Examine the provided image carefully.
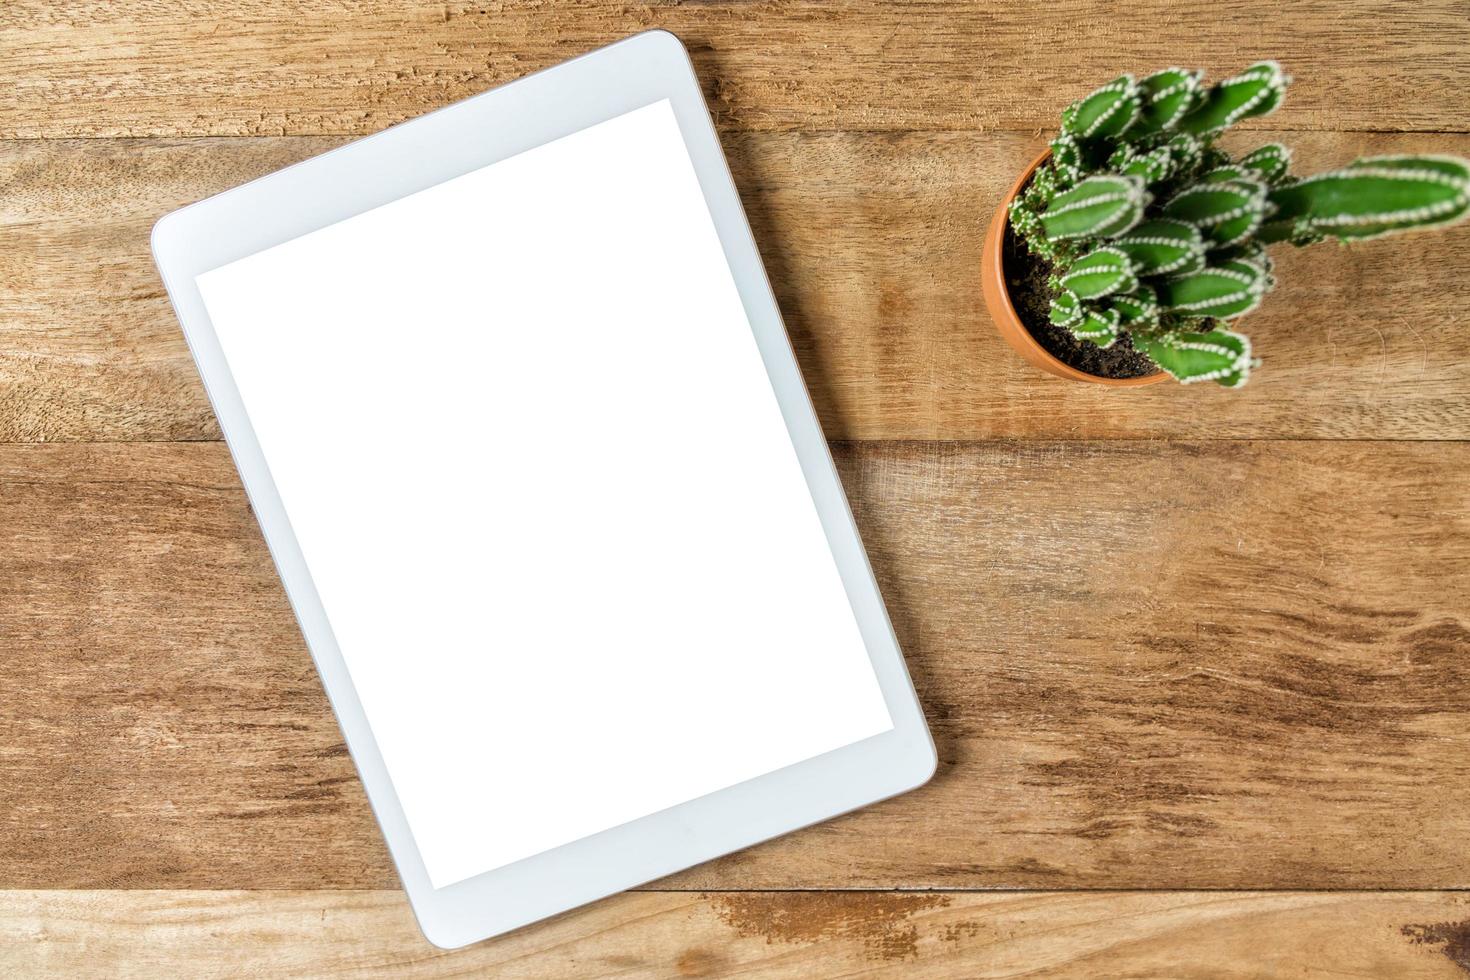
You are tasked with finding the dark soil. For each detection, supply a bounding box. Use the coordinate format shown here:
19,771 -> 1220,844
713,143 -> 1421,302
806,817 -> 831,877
1003,221 -> 1159,380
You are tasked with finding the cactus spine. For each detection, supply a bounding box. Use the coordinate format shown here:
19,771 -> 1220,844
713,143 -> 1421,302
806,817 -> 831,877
1008,63 -> 1470,386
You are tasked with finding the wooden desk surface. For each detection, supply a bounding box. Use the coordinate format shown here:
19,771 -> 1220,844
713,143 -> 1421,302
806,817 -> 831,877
3,3 -> 1469,975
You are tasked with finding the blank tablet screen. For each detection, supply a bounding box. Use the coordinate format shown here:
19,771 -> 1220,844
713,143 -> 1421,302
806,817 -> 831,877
194,99 -> 894,889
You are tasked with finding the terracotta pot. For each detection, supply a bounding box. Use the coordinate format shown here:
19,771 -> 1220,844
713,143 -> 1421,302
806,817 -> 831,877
980,150 -> 1164,386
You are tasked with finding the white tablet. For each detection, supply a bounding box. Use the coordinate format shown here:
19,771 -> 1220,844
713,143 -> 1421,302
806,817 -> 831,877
151,30 -> 934,949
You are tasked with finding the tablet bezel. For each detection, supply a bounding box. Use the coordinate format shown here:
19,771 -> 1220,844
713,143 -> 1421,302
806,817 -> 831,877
151,29 -> 935,950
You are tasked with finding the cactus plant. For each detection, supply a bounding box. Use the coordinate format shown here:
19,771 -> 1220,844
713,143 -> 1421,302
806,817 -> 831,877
1007,63 -> 1470,386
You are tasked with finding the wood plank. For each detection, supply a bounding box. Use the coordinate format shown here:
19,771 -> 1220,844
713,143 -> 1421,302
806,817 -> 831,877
3,2 -> 1469,137
3,441 -> 1467,890
2,890 -> 1468,977
5,130 -> 1470,444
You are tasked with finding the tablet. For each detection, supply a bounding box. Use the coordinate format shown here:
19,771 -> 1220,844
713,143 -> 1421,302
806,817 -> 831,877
151,30 -> 934,949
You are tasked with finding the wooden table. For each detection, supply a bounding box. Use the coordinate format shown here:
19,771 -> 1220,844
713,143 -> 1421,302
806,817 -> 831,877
4,3 -> 1469,975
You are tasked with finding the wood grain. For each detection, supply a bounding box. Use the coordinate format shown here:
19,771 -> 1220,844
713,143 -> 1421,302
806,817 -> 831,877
5,130 -> 1470,444
2,890 -> 1468,977
7,3 -> 1470,973
3,441 -> 1466,890
3,2 -> 1469,137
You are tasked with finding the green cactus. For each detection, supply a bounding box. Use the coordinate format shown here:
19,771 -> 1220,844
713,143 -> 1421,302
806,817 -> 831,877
1135,329 -> 1253,387
1061,75 -> 1142,140
1073,307 -> 1123,349
1038,174 -> 1149,240
1155,259 -> 1272,318
1006,63 -> 1470,387
1161,178 -> 1270,248
1238,143 -> 1292,184
1060,246 -> 1137,299
1267,156 -> 1470,240
1110,284 -> 1161,329
1126,68 -> 1202,138
1177,62 -> 1289,137
1111,218 -> 1205,276
1049,289 -> 1084,329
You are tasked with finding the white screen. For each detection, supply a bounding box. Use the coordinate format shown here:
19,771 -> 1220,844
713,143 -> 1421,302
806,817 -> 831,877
195,99 -> 893,889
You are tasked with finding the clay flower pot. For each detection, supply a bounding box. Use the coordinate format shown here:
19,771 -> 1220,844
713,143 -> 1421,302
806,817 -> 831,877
981,150 -> 1164,386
